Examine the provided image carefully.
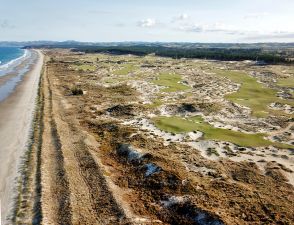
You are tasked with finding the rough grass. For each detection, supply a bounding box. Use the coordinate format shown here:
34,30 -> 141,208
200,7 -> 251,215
277,76 -> 294,88
153,116 -> 293,149
114,64 -> 136,75
213,69 -> 294,117
103,77 -> 129,84
145,99 -> 163,108
153,73 -> 190,92
207,147 -> 220,156
73,64 -> 96,72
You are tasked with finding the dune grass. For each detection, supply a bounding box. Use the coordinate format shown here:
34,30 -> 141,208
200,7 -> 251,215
153,116 -> 292,149
114,64 -> 136,75
153,73 -> 190,92
213,70 -> 294,117
145,99 -> 163,108
277,76 -> 294,88
103,77 -> 130,84
73,64 -> 96,72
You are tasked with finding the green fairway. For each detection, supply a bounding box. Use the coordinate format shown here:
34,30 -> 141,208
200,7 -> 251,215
153,116 -> 292,149
213,70 -> 294,117
153,73 -> 190,92
114,64 -> 136,75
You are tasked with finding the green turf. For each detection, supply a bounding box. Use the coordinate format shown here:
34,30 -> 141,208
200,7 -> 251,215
114,64 -> 136,75
277,76 -> 294,88
145,99 -> 163,108
80,54 -> 101,63
153,73 -> 190,92
73,64 -> 96,72
153,116 -> 293,149
213,69 -> 294,117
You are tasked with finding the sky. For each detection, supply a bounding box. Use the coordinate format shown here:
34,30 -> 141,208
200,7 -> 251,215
0,0 -> 294,43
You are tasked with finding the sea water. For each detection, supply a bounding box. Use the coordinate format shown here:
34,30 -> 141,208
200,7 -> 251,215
0,47 -> 25,70
0,47 -> 35,102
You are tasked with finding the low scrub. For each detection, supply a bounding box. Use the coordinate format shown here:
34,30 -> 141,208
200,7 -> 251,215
71,86 -> 83,95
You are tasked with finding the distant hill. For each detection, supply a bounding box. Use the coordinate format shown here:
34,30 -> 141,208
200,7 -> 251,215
1,41 -> 293,63
0,41 -> 294,49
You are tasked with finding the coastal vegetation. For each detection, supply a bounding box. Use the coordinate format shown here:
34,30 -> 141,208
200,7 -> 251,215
113,64 -> 136,75
153,115 -> 292,148
73,64 -> 96,72
12,49 -> 294,225
70,86 -> 83,95
277,76 -> 294,88
213,69 -> 294,117
152,73 -> 190,92
70,45 -> 291,63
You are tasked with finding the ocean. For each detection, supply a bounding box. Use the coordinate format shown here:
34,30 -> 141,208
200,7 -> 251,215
0,47 -> 35,102
0,47 -> 25,68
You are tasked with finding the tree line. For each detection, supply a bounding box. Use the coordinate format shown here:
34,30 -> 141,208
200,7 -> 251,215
71,45 -> 290,64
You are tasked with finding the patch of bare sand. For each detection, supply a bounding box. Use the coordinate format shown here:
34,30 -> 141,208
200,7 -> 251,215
0,50 -> 43,224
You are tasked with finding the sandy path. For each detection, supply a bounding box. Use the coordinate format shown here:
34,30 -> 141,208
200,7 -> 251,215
0,50 -> 43,224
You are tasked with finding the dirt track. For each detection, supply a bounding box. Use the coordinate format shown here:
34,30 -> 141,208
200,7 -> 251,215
40,55 -> 129,224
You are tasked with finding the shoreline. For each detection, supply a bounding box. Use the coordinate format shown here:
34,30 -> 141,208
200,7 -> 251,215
0,51 -> 37,102
0,48 -> 27,72
0,50 -> 43,224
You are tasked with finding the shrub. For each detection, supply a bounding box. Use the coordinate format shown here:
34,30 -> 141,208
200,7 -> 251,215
71,86 -> 83,95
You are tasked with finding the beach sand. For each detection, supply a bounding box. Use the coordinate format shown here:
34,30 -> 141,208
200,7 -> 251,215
0,50 -> 43,224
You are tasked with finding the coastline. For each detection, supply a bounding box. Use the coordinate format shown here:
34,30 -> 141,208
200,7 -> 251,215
0,49 -> 28,72
0,50 -> 43,224
0,51 -> 37,102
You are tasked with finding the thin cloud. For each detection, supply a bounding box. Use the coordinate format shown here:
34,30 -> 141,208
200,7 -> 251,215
88,10 -> 113,15
177,20 -> 294,40
178,22 -> 245,35
137,18 -> 157,28
243,31 -> 294,40
0,20 -> 15,29
172,13 -> 189,22
115,23 -> 125,27
243,12 -> 269,19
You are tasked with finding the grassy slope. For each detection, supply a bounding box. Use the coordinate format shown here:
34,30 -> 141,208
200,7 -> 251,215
153,73 -> 190,92
73,64 -> 96,72
103,77 -> 129,84
277,76 -> 294,88
153,116 -> 292,149
113,64 -> 136,75
213,70 -> 293,117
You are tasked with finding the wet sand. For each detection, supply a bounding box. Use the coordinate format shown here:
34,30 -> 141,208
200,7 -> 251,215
0,50 -> 43,224
0,73 -> 14,87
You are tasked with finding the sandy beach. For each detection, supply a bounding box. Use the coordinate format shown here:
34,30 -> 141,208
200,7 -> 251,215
0,50 -> 43,224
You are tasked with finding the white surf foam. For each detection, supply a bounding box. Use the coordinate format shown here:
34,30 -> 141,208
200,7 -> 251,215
0,49 -> 29,71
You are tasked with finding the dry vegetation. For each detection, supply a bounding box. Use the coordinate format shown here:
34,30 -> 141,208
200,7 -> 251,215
13,49 -> 294,224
